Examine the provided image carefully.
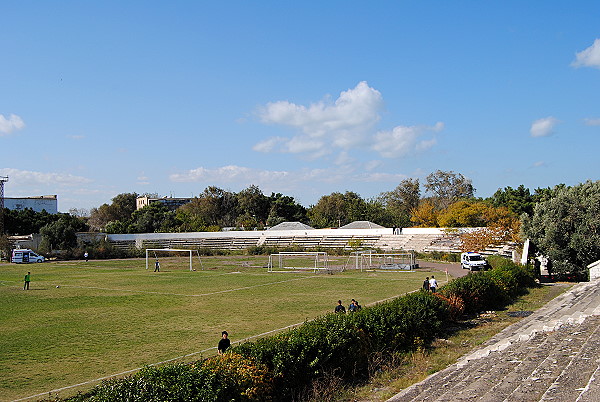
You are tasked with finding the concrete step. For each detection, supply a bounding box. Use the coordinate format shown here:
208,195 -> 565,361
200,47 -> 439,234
387,280 -> 600,402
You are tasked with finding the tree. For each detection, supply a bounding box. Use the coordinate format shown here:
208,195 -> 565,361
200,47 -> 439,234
425,170 -> 474,210
410,200 -> 438,227
127,203 -> 180,234
488,185 -> 535,216
40,215 -> 88,251
437,201 -> 490,228
521,181 -> 600,278
308,191 -> 367,228
266,193 -> 307,226
380,178 -> 420,227
0,234 -> 14,261
88,192 -> 138,231
3,208 -> 56,235
236,185 -> 270,227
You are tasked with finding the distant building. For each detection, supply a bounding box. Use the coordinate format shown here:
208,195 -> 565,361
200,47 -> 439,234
136,196 -> 193,211
4,195 -> 58,214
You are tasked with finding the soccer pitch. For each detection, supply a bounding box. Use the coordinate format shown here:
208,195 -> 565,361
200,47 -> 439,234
0,256 -> 432,400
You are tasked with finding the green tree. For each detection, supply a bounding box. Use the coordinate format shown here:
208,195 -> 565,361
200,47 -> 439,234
128,203 -> 180,234
0,234 -> 14,261
266,193 -> 307,226
308,191 -> 367,228
380,178 -> 420,227
488,185 -> 535,216
88,192 -> 138,231
425,170 -> 474,210
40,215 -> 88,250
3,208 -> 56,235
521,181 -> 600,278
236,185 -> 270,227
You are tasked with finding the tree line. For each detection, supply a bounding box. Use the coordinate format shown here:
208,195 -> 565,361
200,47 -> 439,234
84,170 -> 546,234
2,171 -> 598,279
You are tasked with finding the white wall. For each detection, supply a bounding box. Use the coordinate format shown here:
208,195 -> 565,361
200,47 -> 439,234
4,197 -> 58,214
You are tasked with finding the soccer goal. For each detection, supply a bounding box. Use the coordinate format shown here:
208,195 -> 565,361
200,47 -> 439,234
145,248 -> 203,271
267,252 -> 329,273
355,251 -> 415,271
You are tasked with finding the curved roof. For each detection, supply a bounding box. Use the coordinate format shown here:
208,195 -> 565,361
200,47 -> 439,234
339,221 -> 385,229
267,221 -> 315,231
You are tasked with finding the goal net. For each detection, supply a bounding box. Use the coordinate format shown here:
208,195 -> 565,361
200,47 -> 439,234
145,249 -> 202,271
268,252 -> 330,273
354,251 -> 415,271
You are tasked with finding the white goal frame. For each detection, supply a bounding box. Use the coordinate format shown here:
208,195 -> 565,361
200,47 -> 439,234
146,248 -> 196,271
355,251 -> 415,272
268,252 -> 329,273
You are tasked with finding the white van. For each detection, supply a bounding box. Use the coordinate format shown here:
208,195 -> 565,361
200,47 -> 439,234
461,252 -> 488,271
11,249 -> 45,263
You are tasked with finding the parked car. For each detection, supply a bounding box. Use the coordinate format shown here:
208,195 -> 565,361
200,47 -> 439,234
460,252 -> 489,271
11,249 -> 45,263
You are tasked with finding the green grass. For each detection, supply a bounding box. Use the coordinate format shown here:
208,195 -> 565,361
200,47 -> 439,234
0,256 -> 436,401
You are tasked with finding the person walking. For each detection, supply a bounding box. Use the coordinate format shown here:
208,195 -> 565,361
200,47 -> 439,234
429,275 -> 438,292
218,331 -> 231,354
84,251 -> 89,262
154,259 -> 160,272
423,277 -> 430,291
23,272 -> 31,290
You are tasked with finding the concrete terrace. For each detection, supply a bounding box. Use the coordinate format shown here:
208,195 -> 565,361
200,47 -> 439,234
92,225 -> 515,256
387,279 -> 600,402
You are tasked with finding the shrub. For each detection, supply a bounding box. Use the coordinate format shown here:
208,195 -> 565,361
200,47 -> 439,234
69,354 -> 272,402
440,273 -> 509,314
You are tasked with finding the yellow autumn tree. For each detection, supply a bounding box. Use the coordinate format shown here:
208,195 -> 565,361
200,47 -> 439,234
410,200 -> 438,227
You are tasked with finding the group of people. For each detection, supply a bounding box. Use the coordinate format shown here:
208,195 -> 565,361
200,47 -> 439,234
422,275 -> 438,292
334,298 -> 362,313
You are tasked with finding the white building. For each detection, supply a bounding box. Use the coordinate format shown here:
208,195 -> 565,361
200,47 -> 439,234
4,195 -> 58,214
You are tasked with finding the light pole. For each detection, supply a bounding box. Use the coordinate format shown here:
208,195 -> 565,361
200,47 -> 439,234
0,176 -> 8,235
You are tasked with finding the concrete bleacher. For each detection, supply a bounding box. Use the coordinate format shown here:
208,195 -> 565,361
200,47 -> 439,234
98,225 -> 516,256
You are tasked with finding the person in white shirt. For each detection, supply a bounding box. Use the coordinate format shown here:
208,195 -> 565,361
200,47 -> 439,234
429,275 -> 438,292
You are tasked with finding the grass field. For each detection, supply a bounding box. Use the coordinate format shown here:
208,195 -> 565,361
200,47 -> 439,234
0,255 -> 442,401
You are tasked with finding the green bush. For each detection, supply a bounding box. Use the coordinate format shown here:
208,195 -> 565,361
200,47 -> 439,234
234,291 -> 447,399
69,354 -> 272,402
440,272 -> 509,314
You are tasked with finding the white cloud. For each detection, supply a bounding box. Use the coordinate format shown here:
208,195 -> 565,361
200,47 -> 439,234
255,82 -> 444,162
530,117 -> 559,137
364,160 -> 383,171
572,39 -> 600,69
68,134 -> 85,140
372,123 -> 443,158
0,168 -> 93,187
584,117 -> 600,126
170,165 -> 290,184
255,81 -> 383,155
169,164 -> 411,196
0,114 -> 25,135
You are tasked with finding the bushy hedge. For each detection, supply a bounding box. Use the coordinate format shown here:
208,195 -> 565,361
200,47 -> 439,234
70,353 -> 272,402
234,291 -> 448,398
441,257 -> 536,314
66,258 -> 536,401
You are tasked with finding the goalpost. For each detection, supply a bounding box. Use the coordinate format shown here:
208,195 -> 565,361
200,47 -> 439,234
145,248 -> 202,271
268,252 -> 329,273
353,251 -> 416,272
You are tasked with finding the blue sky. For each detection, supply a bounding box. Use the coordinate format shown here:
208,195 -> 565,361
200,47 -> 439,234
1,1 -> 599,213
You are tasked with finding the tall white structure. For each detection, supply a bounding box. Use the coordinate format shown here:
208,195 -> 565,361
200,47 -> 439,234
4,195 -> 58,214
